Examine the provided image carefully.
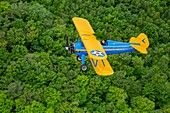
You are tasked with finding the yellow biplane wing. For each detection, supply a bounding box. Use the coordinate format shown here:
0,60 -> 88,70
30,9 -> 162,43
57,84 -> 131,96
72,17 -> 114,76
72,17 -> 95,35
90,58 -> 114,76
72,17 -> 106,60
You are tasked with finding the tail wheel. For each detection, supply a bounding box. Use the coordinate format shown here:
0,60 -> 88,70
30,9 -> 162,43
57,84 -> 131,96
76,56 -> 82,61
80,64 -> 88,72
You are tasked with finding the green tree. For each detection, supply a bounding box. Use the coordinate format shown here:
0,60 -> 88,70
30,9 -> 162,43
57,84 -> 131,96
0,0 -> 170,112
42,87 -> 61,108
19,100 -> 46,113
0,90 -> 14,113
0,1 -> 10,14
105,86 -> 132,112
131,96 -> 155,113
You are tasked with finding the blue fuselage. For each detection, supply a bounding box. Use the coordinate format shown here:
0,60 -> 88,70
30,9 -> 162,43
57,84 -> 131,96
74,40 -> 136,56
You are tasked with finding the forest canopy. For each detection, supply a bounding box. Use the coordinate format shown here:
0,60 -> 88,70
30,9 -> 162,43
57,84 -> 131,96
0,0 -> 170,112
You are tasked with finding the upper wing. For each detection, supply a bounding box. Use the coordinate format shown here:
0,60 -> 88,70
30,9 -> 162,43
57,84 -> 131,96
81,35 -> 107,59
72,17 -> 106,59
72,17 -> 94,35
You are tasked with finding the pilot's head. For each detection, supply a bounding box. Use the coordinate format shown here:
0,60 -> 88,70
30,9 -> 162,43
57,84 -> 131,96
102,40 -> 105,43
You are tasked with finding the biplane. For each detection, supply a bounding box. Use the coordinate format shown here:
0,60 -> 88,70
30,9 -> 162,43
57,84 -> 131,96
65,17 -> 149,76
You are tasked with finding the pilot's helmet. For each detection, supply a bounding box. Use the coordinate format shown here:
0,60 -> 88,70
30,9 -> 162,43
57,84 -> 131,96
102,40 -> 105,43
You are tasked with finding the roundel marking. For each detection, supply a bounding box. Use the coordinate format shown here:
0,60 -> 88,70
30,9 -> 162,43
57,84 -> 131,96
90,50 -> 105,57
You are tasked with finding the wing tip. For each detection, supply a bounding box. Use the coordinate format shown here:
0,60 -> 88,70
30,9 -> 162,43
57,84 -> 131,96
98,71 -> 114,76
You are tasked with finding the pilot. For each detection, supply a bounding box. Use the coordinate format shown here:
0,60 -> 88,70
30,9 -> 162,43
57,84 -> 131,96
101,40 -> 107,45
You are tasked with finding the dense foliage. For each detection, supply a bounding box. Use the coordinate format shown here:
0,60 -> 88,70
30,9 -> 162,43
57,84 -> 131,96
0,0 -> 170,112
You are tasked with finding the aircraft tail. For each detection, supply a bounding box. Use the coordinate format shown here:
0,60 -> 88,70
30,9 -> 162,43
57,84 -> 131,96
129,33 -> 149,54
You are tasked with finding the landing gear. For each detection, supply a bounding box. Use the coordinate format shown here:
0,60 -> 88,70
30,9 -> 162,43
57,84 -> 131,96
80,64 -> 88,72
76,55 -> 82,61
78,54 -> 87,72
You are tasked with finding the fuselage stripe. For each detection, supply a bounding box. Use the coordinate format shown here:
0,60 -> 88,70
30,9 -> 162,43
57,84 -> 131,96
75,48 -> 130,52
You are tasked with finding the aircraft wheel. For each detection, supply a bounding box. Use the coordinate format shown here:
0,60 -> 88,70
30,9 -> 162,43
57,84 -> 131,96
76,55 -> 82,61
80,64 -> 88,72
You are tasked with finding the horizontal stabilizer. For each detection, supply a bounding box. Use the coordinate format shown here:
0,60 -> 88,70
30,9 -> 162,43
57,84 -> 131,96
130,33 -> 149,54
90,58 -> 114,76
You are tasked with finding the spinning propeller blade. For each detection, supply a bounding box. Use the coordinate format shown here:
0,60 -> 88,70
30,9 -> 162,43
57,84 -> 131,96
64,34 -> 69,50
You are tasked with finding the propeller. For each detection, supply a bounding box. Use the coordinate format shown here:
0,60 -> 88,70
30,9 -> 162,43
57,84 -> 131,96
64,34 -> 74,54
65,34 -> 69,51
